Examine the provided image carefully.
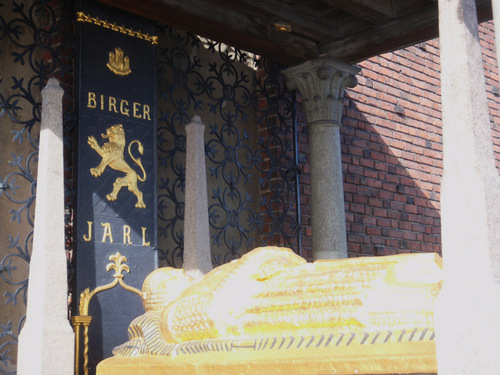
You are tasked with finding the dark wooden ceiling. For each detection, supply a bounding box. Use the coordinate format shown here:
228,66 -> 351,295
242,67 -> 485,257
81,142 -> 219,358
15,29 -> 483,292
98,0 -> 493,65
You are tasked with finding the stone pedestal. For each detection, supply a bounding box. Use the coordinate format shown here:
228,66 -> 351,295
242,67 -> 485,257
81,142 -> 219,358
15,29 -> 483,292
182,115 -> 213,278
436,1 -> 500,374
284,57 -> 359,260
17,78 -> 74,375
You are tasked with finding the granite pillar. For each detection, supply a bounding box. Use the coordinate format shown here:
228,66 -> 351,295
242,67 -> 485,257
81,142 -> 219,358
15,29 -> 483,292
284,57 -> 359,260
17,78 -> 74,375
435,0 -> 500,374
182,115 -> 213,278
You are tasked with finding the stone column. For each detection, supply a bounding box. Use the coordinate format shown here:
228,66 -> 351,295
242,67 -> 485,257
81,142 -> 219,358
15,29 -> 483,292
284,57 -> 359,260
435,0 -> 500,374
17,78 -> 74,375
182,115 -> 213,278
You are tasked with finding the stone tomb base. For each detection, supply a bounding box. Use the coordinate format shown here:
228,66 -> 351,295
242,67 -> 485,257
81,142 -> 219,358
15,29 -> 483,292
97,327 -> 436,375
97,249 -> 442,375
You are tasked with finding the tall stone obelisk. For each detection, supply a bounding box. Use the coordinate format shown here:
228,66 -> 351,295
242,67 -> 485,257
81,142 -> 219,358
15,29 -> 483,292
182,115 -> 213,278
435,0 -> 500,373
17,78 -> 74,375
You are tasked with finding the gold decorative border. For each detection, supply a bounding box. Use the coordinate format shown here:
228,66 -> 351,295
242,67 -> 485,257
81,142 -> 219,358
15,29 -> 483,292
76,11 -> 158,45
71,252 -> 143,375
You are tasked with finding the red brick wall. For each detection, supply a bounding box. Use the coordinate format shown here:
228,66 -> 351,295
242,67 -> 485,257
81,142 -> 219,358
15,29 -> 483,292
481,22 -> 500,171
334,20 -> 500,257
257,21 -> 500,260
292,22 -> 500,257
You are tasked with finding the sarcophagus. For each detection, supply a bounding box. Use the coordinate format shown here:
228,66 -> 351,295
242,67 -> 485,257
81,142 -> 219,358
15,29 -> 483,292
97,246 -> 442,375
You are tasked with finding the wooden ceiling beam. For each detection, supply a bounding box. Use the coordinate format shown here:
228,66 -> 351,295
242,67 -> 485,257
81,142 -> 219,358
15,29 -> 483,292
321,4 -> 438,63
222,0 -> 339,40
391,0 -> 435,17
321,0 -> 492,64
320,0 -> 393,24
96,0 -> 319,64
95,0 -> 492,65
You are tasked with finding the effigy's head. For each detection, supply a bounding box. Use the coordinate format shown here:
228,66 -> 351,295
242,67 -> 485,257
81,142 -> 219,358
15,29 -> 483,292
142,267 -> 194,312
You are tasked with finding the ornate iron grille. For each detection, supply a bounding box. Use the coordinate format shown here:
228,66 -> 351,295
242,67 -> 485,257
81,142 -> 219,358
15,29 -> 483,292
157,26 -> 301,268
0,1 -> 74,373
1,5 -> 301,372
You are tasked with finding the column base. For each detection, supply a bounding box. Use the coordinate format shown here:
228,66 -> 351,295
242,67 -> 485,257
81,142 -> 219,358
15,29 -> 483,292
313,249 -> 347,261
17,322 -> 74,375
435,279 -> 500,374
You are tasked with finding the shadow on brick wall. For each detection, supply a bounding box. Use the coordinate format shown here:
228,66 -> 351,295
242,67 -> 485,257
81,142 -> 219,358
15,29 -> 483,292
340,93 -> 442,257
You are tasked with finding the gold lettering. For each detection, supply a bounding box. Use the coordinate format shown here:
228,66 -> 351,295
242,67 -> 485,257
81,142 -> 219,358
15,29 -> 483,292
83,221 -> 93,241
109,97 -> 118,113
123,225 -> 132,245
133,102 -> 141,119
141,227 -> 151,246
143,105 -> 151,121
88,92 -> 96,108
120,100 -> 130,116
87,92 -> 151,120
101,222 -> 114,243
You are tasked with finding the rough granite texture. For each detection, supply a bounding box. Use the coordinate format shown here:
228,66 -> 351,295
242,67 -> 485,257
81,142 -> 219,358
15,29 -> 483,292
17,78 -> 74,375
435,1 -> 500,374
284,57 -> 360,260
182,115 -> 213,278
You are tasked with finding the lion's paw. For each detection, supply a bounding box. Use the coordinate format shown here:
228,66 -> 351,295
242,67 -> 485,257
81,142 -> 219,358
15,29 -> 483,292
90,168 -> 101,177
88,136 -> 99,149
106,194 -> 117,201
135,202 -> 146,209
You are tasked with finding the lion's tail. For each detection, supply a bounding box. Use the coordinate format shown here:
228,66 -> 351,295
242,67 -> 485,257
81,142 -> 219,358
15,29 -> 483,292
128,140 -> 147,182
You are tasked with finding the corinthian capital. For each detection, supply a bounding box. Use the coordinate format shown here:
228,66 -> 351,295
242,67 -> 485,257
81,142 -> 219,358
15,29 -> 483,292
283,57 -> 360,126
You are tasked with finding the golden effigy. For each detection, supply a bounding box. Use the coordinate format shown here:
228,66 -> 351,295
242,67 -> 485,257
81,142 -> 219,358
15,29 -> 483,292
97,246 -> 443,375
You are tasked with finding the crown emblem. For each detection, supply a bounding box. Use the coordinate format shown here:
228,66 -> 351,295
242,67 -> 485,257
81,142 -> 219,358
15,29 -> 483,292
107,48 -> 131,76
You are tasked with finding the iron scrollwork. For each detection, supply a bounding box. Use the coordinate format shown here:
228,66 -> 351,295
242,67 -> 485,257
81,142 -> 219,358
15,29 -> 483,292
0,1 -> 75,373
157,26 -> 301,268
1,6 -> 302,372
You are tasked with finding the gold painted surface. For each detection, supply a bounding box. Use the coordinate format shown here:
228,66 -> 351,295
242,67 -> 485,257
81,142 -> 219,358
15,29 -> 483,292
141,267 -> 194,312
98,246 -> 443,375
78,252 -> 142,316
88,124 -> 147,208
98,340 -> 437,375
76,12 -> 158,45
73,252 -> 142,375
107,48 -> 131,76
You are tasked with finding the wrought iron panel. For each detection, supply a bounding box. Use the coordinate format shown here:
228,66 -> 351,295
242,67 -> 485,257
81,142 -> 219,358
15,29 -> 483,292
157,27 -> 301,268
1,6 -> 301,372
0,1 -> 74,373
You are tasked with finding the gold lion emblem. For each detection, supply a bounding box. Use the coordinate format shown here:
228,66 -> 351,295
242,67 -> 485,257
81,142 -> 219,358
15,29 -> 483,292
88,124 -> 147,209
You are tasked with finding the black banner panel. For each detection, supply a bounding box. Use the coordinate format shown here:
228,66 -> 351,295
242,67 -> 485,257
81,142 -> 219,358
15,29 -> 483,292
76,1 -> 157,371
